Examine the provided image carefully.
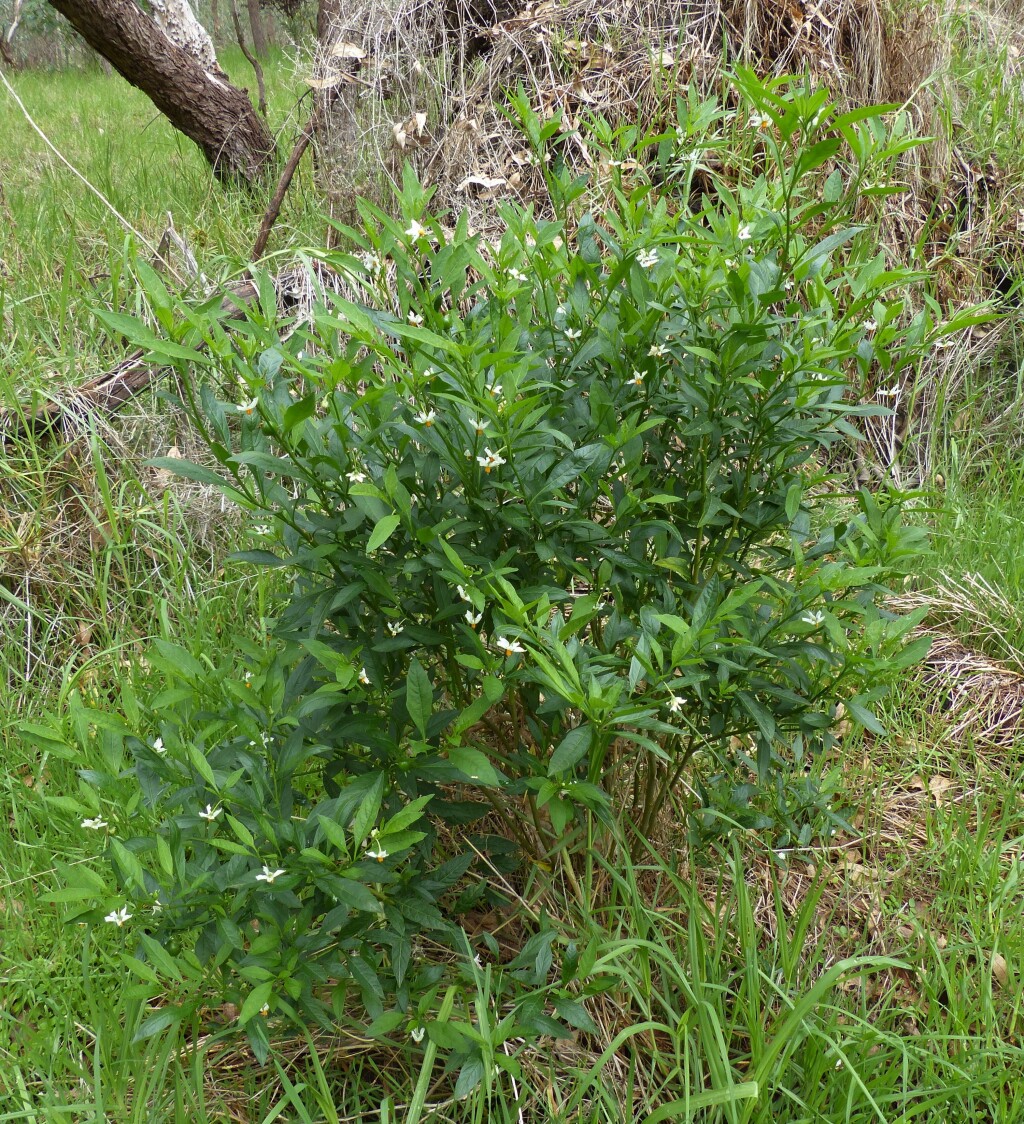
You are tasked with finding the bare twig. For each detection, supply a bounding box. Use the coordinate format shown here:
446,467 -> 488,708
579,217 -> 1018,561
230,0 -> 267,118
251,85 -> 343,260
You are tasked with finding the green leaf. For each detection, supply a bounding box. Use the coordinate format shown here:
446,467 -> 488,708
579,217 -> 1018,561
351,774 -> 385,846
406,659 -> 432,738
239,982 -> 274,1025
366,513 -> 401,554
447,746 -> 503,787
548,724 -> 592,776
846,694 -> 886,735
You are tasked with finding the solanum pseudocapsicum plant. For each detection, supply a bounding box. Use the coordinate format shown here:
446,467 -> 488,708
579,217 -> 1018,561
26,70 -> 945,1057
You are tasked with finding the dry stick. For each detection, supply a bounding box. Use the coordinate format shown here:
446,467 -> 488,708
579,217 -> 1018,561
230,0 -> 267,118
250,84 -> 343,260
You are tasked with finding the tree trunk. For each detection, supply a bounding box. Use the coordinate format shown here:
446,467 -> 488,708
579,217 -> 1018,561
46,0 -> 275,185
1,0 -> 24,66
245,0 -> 267,56
211,0 -> 222,41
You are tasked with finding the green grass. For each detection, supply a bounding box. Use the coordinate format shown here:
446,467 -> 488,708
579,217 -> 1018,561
3,25 -> 1024,1124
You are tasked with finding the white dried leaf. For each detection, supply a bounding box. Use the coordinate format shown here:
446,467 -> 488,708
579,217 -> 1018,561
330,40 -> 366,59
413,111 -> 427,136
392,122 -> 408,149
307,72 -> 342,89
456,175 -> 507,193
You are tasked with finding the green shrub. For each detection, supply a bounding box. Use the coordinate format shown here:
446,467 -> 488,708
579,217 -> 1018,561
29,71 -> 941,1059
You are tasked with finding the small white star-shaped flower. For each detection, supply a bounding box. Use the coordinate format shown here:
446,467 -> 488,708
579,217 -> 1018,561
649,343 -> 668,358
749,112 -> 772,131
198,804 -> 222,822
365,847 -> 388,862
637,248 -> 659,269
410,1025 -> 426,1043
628,371 -> 644,387
236,398 -> 259,415
387,620 -> 404,636
738,224 -> 752,241
468,416 -> 489,434
863,319 -> 877,333
476,448 -> 506,473
255,864 -> 286,884
564,327 -> 581,340
802,610 -> 825,627
405,219 -> 428,240
508,268 -> 527,283
414,409 -> 436,427
153,738 -> 166,755
81,817 -> 108,830
407,310 -> 424,326
358,667 -> 371,686
465,609 -> 483,627
486,382 -> 502,398
104,906 -> 132,927
495,636 -> 525,656
346,470 -> 367,483
666,694 -> 685,713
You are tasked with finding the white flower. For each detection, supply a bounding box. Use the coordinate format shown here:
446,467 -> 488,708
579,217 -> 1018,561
608,158 -> 623,168
361,251 -> 382,274
365,847 -> 389,862
387,620 -> 405,636
637,248 -> 659,269
473,953 -> 484,968
802,610 -> 825,627
104,906 -> 132,927
508,268 -> 528,283
414,409 -> 436,427
236,398 -> 259,415
150,899 -> 162,913
198,804 -> 222,822
486,382 -> 502,398
749,112 -> 773,131
556,304 -> 568,316
255,864 -> 286,884
738,224 -> 752,242
468,416 -> 489,434
863,319 -> 877,333
564,327 -> 581,340
648,343 -> 668,358
81,817 -> 108,830
783,279 -> 795,291
243,671 -> 253,688
259,1003 -> 270,1017
410,1025 -> 426,1043
476,448 -> 506,473
251,524 -> 272,536
876,384 -> 900,398
465,609 -> 483,628
152,737 -> 166,755
628,371 -> 645,387
666,694 -> 685,713
405,219 -> 428,240
358,667 -> 371,686
346,470 -> 367,484
495,636 -> 525,656
407,310 -> 424,326
724,258 -> 738,270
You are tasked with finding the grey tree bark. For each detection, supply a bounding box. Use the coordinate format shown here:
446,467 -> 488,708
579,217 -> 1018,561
45,0 -> 275,185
